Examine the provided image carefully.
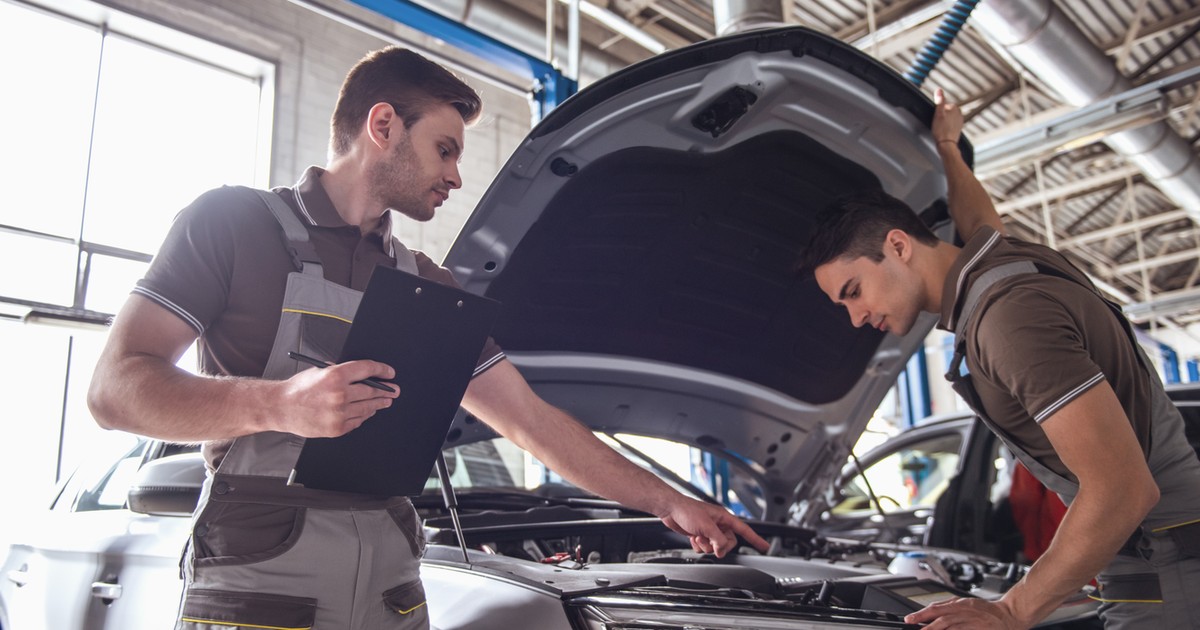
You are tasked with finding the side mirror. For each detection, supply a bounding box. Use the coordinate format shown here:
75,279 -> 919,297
127,453 -> 206,517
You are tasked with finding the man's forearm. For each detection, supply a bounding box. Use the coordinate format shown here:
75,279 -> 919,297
503,402 -> 683,517
999,484 -> 1154,626
89,353 -> 281,442
938,142 -> 1005,240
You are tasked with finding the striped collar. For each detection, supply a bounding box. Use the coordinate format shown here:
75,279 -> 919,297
291,166 -> 345,228
939,226 -> 1003,332
290,166 -> 397,252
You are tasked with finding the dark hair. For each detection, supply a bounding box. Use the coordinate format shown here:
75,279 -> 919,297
797,189 -> 939,275
329,47 -> 483,156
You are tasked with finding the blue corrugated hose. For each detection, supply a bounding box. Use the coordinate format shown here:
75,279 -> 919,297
902,0 -> 981,87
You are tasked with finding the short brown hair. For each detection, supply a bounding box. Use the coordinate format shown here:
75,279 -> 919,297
329,47 -> 482,156
798,189 -> 940,276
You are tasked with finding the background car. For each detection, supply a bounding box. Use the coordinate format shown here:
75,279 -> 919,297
1,24 -> 1109,630
817,411 -> 992,547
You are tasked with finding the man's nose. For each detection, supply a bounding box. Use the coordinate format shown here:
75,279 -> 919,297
848,306 -> 869,328
445,162 -> 462,190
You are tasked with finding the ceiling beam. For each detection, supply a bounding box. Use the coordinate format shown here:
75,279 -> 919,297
1113,247 -> 1200,276
1100,6 -> 1200,57
1131,19 -> 1200,79
1123,284 -> 1200,321
973,63 -> 1200,177
834,0 -> 942,41
963,80 -> 1017,123
995,165 -> 1143,215
646,0 -> 712,39
1002,153 -> 1069,197
971,104 -> 1078,147
1060,209 -> 1189,247
1063,182 -> 1128,234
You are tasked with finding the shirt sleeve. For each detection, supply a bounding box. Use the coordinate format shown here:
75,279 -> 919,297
972,283 -> 1107,424
412,251 -> 506,376
133,186 -> 256,335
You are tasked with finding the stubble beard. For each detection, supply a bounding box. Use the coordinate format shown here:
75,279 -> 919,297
370,134 -> 434,223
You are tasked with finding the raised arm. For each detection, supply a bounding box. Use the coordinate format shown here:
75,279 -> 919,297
934,88 -> 1006,241
87,294 -> 399,441
461,359 -> 770,557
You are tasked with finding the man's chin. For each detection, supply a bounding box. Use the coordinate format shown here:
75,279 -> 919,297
394,207 -> 435,222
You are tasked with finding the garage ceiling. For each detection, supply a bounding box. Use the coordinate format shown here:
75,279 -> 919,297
402,0 -> 1200,334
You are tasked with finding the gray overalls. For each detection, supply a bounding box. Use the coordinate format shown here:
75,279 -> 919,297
175,189 -> 430,630
946,259 -> 1200,629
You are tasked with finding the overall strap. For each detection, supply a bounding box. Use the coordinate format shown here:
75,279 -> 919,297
253,189 -> 324,277
390,237 -> 418,274
955,261 -> 1037,337
948,259 -> 1147,374
946,261 -> 1037,380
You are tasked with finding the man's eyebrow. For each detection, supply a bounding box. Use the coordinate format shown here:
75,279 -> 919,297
837,279 -> 854,301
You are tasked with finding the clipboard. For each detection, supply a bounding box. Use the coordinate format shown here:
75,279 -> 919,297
292,265 -> 501,496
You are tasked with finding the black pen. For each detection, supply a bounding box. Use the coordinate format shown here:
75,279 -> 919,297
287,351 -> 396,393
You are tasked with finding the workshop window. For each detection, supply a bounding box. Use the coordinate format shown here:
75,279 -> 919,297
0,0 -> 273,520
0,0 -> 272,316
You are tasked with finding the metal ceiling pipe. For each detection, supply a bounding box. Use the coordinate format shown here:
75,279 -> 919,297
971,0 -> 1200,221
409,0 -> 636,83
713,0 -> 786,37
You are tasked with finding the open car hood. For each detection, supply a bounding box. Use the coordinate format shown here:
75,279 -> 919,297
441,26 -> 968,521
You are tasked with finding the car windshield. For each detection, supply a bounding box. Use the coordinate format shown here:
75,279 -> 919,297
427,434 -> 766,518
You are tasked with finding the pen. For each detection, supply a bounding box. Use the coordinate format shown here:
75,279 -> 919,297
287,351 -> 397,393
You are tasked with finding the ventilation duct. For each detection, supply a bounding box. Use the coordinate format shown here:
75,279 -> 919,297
713,0 -> 786,37
971,0 -> 1200,221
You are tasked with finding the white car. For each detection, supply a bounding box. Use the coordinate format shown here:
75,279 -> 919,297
2,25 -> 1103,630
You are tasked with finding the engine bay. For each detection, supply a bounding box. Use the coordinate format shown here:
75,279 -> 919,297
420,499 -> 1023,608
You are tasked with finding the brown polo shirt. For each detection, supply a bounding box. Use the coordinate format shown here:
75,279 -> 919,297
134,167 -> 504,466
938,227 -> 1153,481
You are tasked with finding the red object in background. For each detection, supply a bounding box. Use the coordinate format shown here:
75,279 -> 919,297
1008,462 -> 1068,562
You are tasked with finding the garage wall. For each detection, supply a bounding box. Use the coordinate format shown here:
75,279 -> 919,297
0,0 -> 534,526
98,0 -> 535,261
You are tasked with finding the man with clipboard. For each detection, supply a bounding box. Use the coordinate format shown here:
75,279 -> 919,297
89,46 -> 768,630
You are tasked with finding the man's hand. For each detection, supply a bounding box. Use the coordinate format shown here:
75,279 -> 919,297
658,497 -> 769,557
277,360 -> 399,437
933,88 -> 964,144
905,597 -> 1027,629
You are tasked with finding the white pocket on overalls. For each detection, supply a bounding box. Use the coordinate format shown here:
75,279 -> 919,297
381,579 -> 429,629
177,588 -> 317,630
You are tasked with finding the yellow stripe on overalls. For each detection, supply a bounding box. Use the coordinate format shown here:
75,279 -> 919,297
1151,517 -> 1200,533
393,601 -> 427,615
178,618 -> 311,630
280,308 -> 352,324
1086,595 -> 1164,604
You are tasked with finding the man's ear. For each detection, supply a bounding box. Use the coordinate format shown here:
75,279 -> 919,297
885,228 -> 914,262
366,102 -> 402,149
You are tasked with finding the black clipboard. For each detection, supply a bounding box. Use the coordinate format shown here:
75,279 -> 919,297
292,265 -> 501,496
